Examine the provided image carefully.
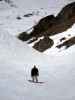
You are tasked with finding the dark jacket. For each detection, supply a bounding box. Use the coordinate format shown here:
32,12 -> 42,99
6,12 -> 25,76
31,67 -> 39,77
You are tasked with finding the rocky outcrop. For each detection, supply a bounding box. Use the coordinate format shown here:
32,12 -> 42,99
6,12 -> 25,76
30,2 -> 75,38
18,2 -> 75,52
18,15 -> 56,41
60,37 -> 66,42
30,15 -> 56,38
18,32 -> 31,41
56,37 -> 75,49
33,36 -> 54,52
18,2 -> 75,39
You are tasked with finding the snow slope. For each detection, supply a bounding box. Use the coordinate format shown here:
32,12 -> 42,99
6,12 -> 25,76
0,29 -> 48,65
0,0 -> 75,100
0,28 -> 50,99
0,0 -> 75,35
0,28 -> 75,100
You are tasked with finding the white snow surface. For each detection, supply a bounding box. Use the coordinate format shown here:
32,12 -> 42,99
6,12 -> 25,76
0,28 -> 75,100
0,0 -> 75,100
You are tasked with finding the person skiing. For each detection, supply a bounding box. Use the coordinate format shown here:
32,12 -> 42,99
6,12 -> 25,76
31,65 -> 39,82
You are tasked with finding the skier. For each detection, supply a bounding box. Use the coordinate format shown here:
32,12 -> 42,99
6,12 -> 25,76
31,65 -> 39,82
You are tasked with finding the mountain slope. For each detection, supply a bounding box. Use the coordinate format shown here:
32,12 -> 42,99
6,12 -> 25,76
0,29 -> 48,65
0,0 -> 75,100
0,29 -> 75,100
18,2 -> 75,52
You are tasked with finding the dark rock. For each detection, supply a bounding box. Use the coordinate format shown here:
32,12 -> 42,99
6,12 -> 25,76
16,16 -> 22,20
33,36 -> 54,52
56,37 -> 75,49
23,13 -> 33,17
60,37 -> 66,42
18,32 -> 31,41
29,2 -> 75,38
30,15 -> 56,38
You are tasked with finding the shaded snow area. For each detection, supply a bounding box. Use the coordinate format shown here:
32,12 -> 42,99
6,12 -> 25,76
0,0 -> 75,100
